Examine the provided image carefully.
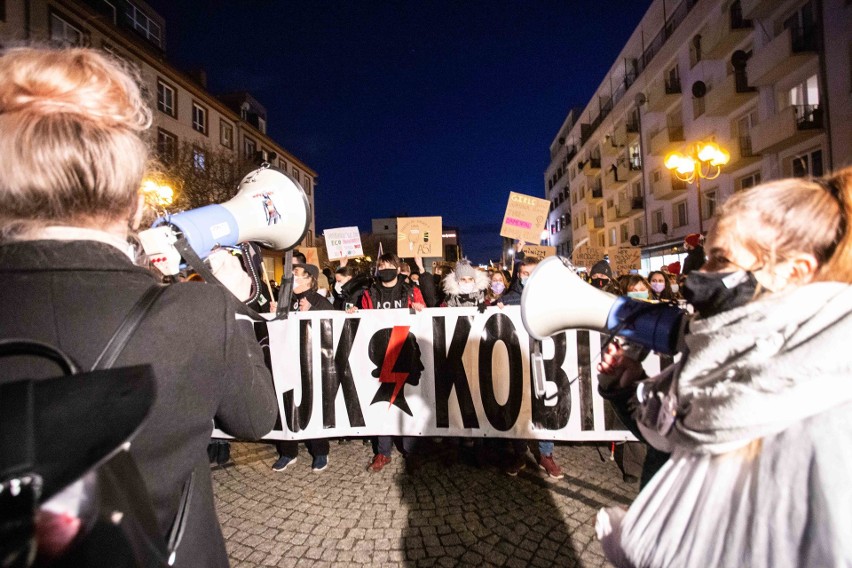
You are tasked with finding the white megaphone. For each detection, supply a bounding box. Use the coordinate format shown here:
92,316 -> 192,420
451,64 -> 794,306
521,256 -> 686,355
139,166 -> 310,275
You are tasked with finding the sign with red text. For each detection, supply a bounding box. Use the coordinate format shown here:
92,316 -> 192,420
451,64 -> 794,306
500,192 -> 551,244
324,226 -> 363,260
214,307 -> 657,442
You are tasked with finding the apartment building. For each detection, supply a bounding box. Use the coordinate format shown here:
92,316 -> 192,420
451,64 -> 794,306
544,0 -> 851,272
0,0 -> 318,255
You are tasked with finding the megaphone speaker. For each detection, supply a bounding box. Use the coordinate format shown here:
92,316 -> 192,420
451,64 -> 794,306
521,256 -> 685,355
140,166 -> 310,274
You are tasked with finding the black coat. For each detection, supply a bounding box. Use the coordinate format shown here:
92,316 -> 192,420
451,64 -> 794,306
0,240 -> 277,568
683,245 -> 706,275
332,273 -> 369,311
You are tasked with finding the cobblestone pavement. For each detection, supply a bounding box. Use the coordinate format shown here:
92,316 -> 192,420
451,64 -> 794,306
212,440 -> 642,568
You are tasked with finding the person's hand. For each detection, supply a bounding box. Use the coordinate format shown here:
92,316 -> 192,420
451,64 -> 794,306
411,302 -> 425,312
208,249 -> 252,302
269,301 -> 278,313
514,240 -> 526,253
339,258 -> 348,267
299,297 -> 312,312
414,255 -> 425,272
497,301 -> 505,309
597,340 -> 645,389
345,305 -> 359,314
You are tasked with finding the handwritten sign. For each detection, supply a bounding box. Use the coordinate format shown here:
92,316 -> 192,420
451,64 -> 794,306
522,245 -> 556,261
571,245 -> 607,271
397,216 -> 443,257
607,247 -> 642,276
500,192 -> 551,244
324,226 -> 363,260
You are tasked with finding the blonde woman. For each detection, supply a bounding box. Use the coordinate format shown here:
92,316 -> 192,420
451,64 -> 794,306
0,47 -> 276,566
596,169 -> 852,567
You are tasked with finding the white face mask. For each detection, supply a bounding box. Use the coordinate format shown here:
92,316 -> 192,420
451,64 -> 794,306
334,282 -> 344,294
670,284 -> 679,294
459,282 -> 476,295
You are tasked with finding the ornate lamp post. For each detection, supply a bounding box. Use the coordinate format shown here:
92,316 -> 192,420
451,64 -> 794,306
664,141 -> 730,234
141,179 -> 175,210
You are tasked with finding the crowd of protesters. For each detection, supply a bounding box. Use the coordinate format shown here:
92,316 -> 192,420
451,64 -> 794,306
4,44 -> 852,567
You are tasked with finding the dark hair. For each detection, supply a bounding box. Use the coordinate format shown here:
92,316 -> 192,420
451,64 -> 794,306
335,265 -> 359,278
378,252 -> 401,268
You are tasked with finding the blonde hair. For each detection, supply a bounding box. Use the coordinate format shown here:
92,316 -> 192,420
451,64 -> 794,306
708,167 -> 852,283
0,47 -> 152,240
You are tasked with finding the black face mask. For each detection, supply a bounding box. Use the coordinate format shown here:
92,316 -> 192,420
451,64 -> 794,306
591,278 -> 610,290
682,270 -> 757,319
377,269 -> 398,283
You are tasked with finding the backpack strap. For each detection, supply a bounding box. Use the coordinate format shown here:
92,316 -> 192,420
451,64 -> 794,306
92,284 -> 166,371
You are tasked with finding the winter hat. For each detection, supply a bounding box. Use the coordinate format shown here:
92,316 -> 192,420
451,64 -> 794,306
453,259 -> 477,281
666,261 -> 681,275
294,263 -> 319,280
685,233 -> 702,248
590,259 -> 612,279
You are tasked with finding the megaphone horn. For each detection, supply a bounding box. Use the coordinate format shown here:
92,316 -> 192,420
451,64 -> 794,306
521,256 -> 685,355
139,166 -> 311,275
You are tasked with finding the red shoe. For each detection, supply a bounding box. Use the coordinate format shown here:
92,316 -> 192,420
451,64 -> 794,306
538,454 -> 564,479
368,454 -> 391,472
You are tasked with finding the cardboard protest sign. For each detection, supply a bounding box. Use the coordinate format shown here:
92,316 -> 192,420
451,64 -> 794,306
521,245 -> 556,261
571,245 -> 607,271
397,216 -> 442,257
608,247 -> 642,276
500,192 -> 551,244
296,247 -> 319,266
324,226 -> 363,260
214,307 -> 655,442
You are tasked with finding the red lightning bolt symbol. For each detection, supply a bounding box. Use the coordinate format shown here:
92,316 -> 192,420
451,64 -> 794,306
379,326 -> 411,409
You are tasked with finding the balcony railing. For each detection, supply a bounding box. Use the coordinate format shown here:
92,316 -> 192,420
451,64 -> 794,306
632,196 -> 644,209
795,104 -> 823,130
791,25 -> 818,53
739,135 -> 756,158
664,76 -> 682,94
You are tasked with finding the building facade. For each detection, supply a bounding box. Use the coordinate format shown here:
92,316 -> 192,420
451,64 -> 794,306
544,0 -> 851,272
0,0 -> 318,251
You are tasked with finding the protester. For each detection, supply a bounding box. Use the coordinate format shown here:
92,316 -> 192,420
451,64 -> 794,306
0,47 -> 277,567
485,270 -> 510,306
595,169 -> 852,566
648,270 -> 676,302
331,263 -> 369,311
621,274 -> 652,300
498,256 -> 564,478
410,255 -> 439,307
272,263 -> 332,472
355,252 -> 425,472
681,232 -> 705,275
441,259 -> 488,310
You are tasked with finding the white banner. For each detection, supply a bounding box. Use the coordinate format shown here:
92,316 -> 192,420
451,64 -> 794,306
215,307 -> 655,442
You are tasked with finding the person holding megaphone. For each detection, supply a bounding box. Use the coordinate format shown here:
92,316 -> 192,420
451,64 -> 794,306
585,171 -> 852,567
0,47 -> 278,567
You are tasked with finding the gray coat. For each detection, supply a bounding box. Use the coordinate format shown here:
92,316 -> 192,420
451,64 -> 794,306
0,239 -> 278,568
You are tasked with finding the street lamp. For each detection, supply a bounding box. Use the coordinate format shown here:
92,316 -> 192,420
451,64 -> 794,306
664,141 -> 730,234
141,179 -> 175,209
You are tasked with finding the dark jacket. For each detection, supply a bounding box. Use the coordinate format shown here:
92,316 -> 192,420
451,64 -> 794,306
499,277 -> 525,306
292,288 -> 334,312
682,245 -> 706,275
332,273 -> 369,311
0,240 -> 277,568
361,279 -> 425,310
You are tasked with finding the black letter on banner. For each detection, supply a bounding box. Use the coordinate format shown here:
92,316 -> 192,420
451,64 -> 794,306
321,318 -> 365,428
432,316 -> 479,429
282,319 -> 313,432
529,334 -> 571,430
576,330 -> 594,430
253,319 -> 283,431
479,313 -> 523,431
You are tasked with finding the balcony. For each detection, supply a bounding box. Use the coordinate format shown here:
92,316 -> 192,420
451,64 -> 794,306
725,134 -> 762,170
616,196 -> 644,218
750,104 -> 824,154
582,158 -> 602,175
702,11 -> 753,60
605,163 -> 629,189
705,73 -> 757,116
602,138 -> 621,156
592,216 -> 605,229
649,125 -> 685,156
651,173 -> 688,201
741,0 -> 776,20
747,26 -> 818,86
647,74 -> 682,112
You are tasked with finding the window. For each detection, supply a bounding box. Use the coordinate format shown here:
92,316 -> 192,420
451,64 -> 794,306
737,171 -> 762,191
620,223 -> 629,242
292,167 -> 300,184
126,2 -> 162,47
628,142 -> 642,170
156,129 -> 177,163
689,34 -> 702,68
673,201 -> 688,227
244,137 -> 256,160
652,170 -> 662,183
257,117 -> 267,134
597,233 -> 606,247
788,148 -> 823,177
191,103 -> 208,135
665,65 -> 681,94
192,147 -> 206,172
609,228 -> 617,246
652,209 -> 664,234
220,120 -> 233,149
303,177 -> 312,195
634,218 -> 644,237
50,13 -> 85,46
702,189 -> 717,220
789,74 -> 822,128
693,91 -> 705,119
157,80 -> 176,117
736,109 -> 758,157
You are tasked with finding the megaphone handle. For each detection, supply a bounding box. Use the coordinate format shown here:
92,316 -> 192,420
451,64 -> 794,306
531,342 -> 547,399
276,250 -> 294,320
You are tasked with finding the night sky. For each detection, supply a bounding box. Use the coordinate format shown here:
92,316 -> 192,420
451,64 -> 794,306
145,1 -> 652,264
